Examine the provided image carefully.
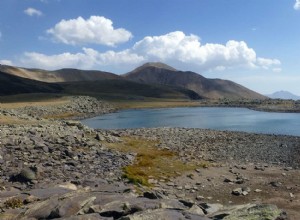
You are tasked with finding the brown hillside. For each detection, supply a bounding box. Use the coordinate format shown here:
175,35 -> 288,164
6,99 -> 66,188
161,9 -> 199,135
124,62 -> 266,100
0,65 -> 120,83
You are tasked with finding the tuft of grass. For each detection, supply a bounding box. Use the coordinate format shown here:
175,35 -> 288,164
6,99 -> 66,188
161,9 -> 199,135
4,198 -> 23,209
107,137 -> 198,186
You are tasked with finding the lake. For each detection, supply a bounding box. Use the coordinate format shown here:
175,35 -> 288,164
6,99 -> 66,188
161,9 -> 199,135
81,107 -> 300,136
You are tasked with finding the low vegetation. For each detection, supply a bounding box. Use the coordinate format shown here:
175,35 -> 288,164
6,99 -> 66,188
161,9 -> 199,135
4,197 -> 23,209
0,94 -> 69,109
111,98 -> 202,110
106,137 -> 198,186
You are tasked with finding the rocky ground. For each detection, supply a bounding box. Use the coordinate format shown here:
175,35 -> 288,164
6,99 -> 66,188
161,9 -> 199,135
0,96 -> 299,219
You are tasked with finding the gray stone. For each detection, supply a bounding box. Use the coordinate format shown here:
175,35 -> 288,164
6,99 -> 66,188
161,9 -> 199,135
232,188 -> 243,196
210,204 -> 287,220
200,203 -> 223,215
18,167 -> 36,182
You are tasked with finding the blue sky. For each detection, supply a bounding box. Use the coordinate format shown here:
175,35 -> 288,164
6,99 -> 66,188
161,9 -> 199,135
0,0 -> 300,95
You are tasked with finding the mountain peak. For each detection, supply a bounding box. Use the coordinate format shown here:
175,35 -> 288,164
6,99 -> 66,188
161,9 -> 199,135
267,91 -> 300,100
131,62 -> 177,72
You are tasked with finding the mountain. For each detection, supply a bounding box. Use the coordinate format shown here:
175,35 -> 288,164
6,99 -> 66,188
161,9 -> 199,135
0,70 -> 62,95
0,65 -> 120,83
0,62 -> 266,100
0,65 -> 200,100
62,79 -> 202,100
267,91 -> 300,100
124,62 -> 266,100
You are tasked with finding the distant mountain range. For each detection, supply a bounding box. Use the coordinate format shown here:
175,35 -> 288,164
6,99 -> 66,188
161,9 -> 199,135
267,91 -> 300,100
0,62 -> 267,100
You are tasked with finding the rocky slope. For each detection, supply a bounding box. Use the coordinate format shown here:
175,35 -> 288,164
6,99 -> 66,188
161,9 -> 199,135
124,62 -> 266,100
0,96 -> 298,219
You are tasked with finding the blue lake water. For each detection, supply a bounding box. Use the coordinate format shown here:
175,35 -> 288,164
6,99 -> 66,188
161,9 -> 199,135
81,107 -> 300,136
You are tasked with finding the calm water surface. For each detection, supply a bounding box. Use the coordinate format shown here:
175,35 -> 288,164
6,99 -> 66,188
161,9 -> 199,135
82,107 -> 300,136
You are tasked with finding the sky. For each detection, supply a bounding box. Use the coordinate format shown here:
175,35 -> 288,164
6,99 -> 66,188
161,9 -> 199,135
0,0 -> 300,95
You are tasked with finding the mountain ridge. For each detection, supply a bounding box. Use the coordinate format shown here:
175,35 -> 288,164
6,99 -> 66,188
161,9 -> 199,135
267,91 -> 300,100
0,65 -> 120,83
0,63 -> 266,100
124,63 -> 266,100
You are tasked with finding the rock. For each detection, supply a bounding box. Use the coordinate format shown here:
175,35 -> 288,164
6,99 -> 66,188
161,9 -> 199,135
25,197 -> 59,219
209,204 -> 287,220
184,185 -> 192,190
0,209 -> 24,220
143,191 -> 162,200
188,204 -> 205,215
95,133 -> 105,141
118,209 -> 209,220
196,195 -> 205,201
49,195 -> 96,218
232,187 -> 250,196
232,188 -> 243,196
24,195 -> 39,204
200,203 -> 223,214
270,181 -> 282,187
17,167 -> 36,182
179,199 -> 194,208
59,213 -> 111,220
224,178 -> 235,183
159,199 -> 187,209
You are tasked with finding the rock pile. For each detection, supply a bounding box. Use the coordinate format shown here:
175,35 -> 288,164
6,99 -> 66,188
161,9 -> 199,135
0,180 -> 287,219
114,127 -> 300,168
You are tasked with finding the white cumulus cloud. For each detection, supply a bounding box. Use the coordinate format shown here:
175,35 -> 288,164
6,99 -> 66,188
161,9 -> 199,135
20,31 -> 280,73
0,60 -> 13,65
131,31 -> 280,72
47,16 -> 133,46
24,8 -> 43,17
21,48 -> 144,70
294,0 -> 300,10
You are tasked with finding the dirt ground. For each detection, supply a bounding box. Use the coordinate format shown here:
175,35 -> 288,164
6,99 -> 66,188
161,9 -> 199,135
160,164 -> 300,219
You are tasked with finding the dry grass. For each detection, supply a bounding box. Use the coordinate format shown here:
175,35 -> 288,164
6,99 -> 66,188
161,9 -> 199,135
111,99 -> 202,110
43,112 -> 83,119
106,136 -> 198,186
0,115 -> 37,125
4,197 -> 23,209
0,97 -> 70,109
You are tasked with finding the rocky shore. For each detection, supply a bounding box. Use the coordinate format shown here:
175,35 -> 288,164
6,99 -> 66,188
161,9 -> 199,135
0,96 -> 299,219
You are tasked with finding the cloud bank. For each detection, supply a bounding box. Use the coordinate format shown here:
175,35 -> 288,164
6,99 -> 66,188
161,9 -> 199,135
21,48 -> 144,70
295,0 -> 300,10
47,16 -> 133,46
21,31 -> 281,73
0,60 -> 13,65
24,8 -> 43,17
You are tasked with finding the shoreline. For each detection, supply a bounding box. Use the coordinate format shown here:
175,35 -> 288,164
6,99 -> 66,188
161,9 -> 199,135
109,98 -> 300,114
